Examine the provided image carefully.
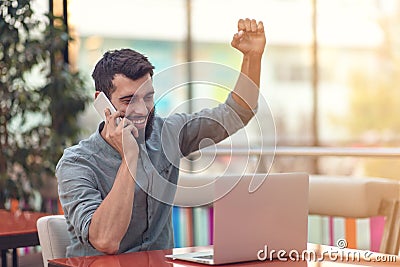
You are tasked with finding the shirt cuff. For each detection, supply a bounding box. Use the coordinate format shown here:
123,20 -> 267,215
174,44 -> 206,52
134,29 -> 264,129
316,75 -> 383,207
81,217 -> 97,250
225,93 -> 258,125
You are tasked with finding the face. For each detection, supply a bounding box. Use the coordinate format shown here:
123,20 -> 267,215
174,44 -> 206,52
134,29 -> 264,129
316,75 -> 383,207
109,73 -> 155,129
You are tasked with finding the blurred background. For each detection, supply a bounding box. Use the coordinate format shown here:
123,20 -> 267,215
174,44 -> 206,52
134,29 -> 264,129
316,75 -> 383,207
1,0 -> 400,261
31,0 -> 400,178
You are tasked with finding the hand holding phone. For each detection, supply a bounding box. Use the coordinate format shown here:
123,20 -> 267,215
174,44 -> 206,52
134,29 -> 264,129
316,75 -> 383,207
93,92 -> 144,144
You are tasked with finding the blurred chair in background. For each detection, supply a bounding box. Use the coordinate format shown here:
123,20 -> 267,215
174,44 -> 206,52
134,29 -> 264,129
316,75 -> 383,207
309,175 -> 400,255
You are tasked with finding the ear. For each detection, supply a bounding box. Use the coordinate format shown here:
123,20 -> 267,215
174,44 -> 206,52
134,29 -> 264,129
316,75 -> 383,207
94,91 -> 100,99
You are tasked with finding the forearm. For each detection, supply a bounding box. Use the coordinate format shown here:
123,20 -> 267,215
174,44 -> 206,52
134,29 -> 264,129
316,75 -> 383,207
232,53 -> 262,110
88,159 -> 136,254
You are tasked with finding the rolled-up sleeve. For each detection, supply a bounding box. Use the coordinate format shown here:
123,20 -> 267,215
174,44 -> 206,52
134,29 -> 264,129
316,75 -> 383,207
225,93 -> 257,125
56,155 -> 102,247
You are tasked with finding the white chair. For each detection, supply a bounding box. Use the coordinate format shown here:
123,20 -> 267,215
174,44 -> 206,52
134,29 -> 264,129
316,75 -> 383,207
37,215 -> 70,267
309,175 -> 400,255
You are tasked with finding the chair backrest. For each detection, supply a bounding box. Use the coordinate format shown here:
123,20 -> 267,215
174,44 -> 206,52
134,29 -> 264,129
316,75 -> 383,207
37,215 -> 70,267
309,175 -> 400,255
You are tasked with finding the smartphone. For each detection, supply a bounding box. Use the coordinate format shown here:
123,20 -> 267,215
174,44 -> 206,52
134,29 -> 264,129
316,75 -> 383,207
93,92 -> 121,125
93,92 -> 144,144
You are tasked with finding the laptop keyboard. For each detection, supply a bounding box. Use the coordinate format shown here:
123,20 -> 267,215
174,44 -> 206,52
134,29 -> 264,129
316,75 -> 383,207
194,254 -> 214,260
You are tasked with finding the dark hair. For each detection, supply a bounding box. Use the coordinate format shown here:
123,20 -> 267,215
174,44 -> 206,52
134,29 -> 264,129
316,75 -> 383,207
92,48 -> 155,98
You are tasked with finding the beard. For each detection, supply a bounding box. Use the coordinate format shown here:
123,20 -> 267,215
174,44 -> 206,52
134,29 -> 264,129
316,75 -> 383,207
144,106 -> 155,141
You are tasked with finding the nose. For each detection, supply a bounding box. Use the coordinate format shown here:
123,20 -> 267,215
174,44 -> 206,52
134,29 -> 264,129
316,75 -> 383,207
131,99 -> 148,116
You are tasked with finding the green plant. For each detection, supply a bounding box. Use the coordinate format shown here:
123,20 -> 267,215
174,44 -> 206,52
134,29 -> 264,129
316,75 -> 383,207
0,0 -> 89,209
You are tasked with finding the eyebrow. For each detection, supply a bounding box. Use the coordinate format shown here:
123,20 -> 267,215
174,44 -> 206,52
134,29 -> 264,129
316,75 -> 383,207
119,90 -> 155,101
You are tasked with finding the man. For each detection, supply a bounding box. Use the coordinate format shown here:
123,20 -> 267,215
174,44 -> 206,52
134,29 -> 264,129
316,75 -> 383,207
56,18 -> 266,257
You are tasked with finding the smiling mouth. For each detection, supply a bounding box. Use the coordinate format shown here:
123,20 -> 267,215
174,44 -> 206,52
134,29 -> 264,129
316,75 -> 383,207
132,118 -> 146,124
124,113 -> 148,128
131,117 -> 147,129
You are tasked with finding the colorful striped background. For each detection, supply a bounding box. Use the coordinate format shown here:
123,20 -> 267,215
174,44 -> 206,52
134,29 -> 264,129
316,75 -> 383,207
172,206 -> 385,251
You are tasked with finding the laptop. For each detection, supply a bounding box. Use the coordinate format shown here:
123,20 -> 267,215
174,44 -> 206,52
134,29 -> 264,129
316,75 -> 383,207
165,173 -> 309,265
